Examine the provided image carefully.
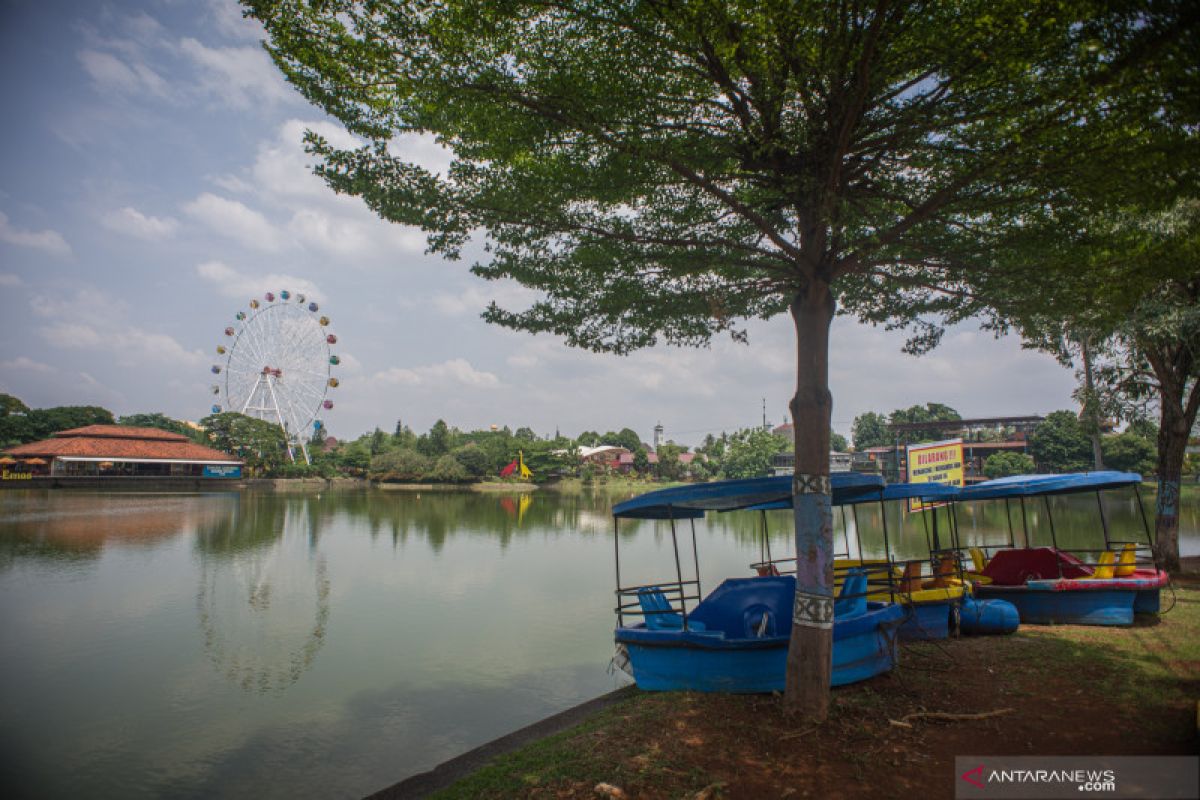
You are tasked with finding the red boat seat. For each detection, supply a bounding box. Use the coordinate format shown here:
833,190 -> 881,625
980,548 -> 1092,585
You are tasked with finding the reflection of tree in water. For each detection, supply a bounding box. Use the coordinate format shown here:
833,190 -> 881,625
195,495 -> 331,695
0,491 -> 234,570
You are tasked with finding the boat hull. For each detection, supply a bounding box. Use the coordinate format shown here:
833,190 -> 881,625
973,584 -> 1135,626
899,599 -> 953,641
616,602 -> 904,693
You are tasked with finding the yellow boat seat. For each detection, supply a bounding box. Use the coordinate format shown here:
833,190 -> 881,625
1090,550 -> 1116,580
969,547 -> 988,573
1115,544 -> 1137,577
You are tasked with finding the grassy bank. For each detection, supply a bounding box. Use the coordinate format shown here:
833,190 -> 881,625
432,575 -> 1200,799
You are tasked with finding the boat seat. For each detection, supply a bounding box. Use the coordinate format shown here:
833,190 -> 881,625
834,568 -> 868,618
1115,544 -> 1137,577
637,587 -> 706,631
1090,551 -> 1116,580
898,561 -> 923,595
969,547 -> 989,573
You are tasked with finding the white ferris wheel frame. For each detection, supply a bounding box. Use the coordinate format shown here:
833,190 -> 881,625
218,299 -> 336,464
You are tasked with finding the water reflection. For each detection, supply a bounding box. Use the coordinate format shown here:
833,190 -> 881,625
194,496 -> 331,694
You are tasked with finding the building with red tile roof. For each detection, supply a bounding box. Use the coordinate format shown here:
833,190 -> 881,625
4,425 -> 243,478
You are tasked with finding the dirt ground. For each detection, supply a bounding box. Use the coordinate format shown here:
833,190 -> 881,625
433,574 -> 1200,799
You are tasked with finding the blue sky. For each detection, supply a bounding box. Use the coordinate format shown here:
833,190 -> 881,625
0,0 -> 1081,446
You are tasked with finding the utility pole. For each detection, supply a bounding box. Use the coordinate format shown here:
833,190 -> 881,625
762,397 -> 768,432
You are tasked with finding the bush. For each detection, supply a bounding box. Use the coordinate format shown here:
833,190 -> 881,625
983,451 -> 1036,479
429,454 -> 468,482
1101,432 -> 1156,475
369,448 -> 432,481
452,443 -> 492,478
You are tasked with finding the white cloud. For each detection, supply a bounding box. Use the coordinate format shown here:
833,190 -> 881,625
179,37 -> 292,109
432,283 -> 538,317
205,0 -> 265,41
77,49 -> 169,98
0,356 -> 55,373
0,212 -> 72,257
386,131 -> 455,177
196,260 -> 323,302
287,208 -> 424,259
373,359 -> 500,388
40,323 -> 103,349
0,273 -> 22,287
183,193 -> 283,252
102,206 -> 179,240
253,119 -> 360,199
31,289 -> 206,368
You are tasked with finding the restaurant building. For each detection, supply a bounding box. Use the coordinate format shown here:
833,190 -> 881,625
3,425 -> 243,478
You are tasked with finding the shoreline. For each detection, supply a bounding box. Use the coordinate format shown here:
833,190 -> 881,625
366,686 -> 637,800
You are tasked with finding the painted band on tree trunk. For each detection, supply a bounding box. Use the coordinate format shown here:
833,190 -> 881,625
1157,478 -> 1180,518
793,473 -> 831,494
793,590 -> 834,629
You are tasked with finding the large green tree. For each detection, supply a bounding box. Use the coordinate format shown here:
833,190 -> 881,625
888,403 -> 962,444
851,411 -> 890,450
988,200 -> 1200,570
199,412 -> 289,473
248,0 -> 1191,718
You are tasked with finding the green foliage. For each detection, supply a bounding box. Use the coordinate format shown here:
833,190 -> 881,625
274,462 -> 331,479
655,443 -> 686,481
118,412 -> 195,438
199,412 -> 289,472
721,428 -> 787,480
830,432 -> 848,453
514,426 -> 538,442
601,428 -> 643,452
983,451 -> 1037,479
369,448 -> 432,481
417,419 -> 452,457
632,448 -> 650,473
429,454 -> 468,482
1101,432 -> 1157,475
852,413 -> 891,450
1125,418 -> 1159,441
0,393 -> 30,416
451,443 -> 492,478
1030,411 -> 1093,473
576,430 -> 600,447
889,404 -> 962,444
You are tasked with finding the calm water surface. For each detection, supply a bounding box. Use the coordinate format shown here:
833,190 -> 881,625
0,486 -> 1196,798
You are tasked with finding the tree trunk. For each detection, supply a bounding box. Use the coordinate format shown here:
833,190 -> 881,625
1080,336 -> 1105,470
784,283 -> 835,720
1153,401 -> 1189,573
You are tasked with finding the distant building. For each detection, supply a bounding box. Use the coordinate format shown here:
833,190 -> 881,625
653,423 -> 664,449
4,425 -> 243,478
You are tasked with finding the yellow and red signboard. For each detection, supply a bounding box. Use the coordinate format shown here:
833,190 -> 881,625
905,438 -> 964,511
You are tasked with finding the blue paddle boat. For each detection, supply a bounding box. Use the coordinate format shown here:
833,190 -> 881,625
956,472 -> 1169,626
611,475 -> 905,692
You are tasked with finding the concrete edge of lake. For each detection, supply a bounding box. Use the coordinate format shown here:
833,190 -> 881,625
364,685 -> 639,800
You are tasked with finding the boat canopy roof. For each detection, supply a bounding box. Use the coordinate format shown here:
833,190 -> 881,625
612,473 -> 885,520
957,471 -> 1142,501
745,480 -> 961,511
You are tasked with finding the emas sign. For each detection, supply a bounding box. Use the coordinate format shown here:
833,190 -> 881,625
905,438 -> 963,511
954,756 -> 1198,799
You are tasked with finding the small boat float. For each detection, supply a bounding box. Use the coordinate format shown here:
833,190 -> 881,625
957,472 -> 1169,626
611,475 -> 904,692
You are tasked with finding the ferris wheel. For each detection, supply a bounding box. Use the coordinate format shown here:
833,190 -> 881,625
209,290 -> 340,464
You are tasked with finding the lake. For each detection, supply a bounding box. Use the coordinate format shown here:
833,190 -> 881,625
1,485 -> 1196,798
